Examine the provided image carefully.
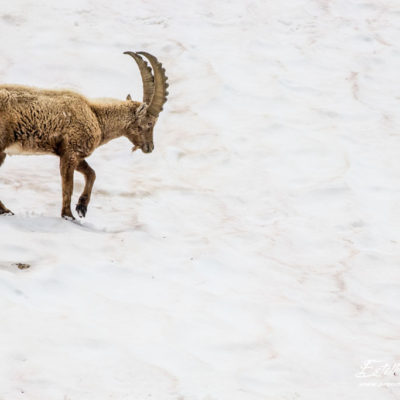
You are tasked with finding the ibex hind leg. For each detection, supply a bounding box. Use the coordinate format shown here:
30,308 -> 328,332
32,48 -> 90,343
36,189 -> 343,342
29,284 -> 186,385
0,152 -> 13,215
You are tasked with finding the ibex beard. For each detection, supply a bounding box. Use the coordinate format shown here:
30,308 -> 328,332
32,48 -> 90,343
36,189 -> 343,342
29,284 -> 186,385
0,51 -> 168,220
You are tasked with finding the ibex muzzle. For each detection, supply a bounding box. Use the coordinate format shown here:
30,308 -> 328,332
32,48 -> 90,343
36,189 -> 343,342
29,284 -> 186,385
141,142 -> 154,153
0,51 -> 168,219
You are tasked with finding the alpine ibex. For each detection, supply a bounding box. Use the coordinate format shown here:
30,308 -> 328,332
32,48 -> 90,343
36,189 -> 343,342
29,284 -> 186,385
0,51 -> 168,220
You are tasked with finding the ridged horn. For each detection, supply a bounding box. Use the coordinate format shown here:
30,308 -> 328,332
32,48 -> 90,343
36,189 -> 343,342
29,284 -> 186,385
137,51 -> 168,117
123,51 -> 154,105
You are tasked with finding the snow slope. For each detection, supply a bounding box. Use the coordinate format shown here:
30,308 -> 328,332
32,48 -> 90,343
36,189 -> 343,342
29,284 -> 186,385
1,0 -> 400,399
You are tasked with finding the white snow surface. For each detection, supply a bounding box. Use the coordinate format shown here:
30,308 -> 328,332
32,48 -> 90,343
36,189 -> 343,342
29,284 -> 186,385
0,1 -> 400,399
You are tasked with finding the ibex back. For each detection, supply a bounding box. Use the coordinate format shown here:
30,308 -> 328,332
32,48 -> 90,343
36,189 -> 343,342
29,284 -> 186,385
0,51 -> 168,219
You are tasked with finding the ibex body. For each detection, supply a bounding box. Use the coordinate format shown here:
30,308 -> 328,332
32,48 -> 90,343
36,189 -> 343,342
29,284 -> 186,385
0,51 -> 168,219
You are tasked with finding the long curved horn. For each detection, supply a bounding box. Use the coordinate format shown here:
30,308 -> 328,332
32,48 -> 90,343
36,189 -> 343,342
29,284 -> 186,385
123,51 -> 154,105
137,51 -> 169,117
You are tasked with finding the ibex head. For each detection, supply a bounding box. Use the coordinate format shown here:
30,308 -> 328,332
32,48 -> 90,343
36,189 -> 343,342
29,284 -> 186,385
123,51 -> 168,154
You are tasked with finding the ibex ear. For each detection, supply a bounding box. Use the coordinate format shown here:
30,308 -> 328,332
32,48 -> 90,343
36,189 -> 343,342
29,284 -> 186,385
126,94 -> 132,101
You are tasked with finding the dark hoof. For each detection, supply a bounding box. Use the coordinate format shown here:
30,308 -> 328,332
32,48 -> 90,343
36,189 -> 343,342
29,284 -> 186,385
0,209 -> 14,216
76,203 -> 87,218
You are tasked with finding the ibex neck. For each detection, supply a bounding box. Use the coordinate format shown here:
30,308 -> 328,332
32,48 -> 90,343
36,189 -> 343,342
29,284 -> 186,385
90,100 -> 139,146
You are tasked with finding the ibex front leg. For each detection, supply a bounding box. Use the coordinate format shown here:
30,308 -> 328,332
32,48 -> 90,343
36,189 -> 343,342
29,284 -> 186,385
59,154 -> 78,220
0,151 -> 13,215
75,160 -> 96,218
